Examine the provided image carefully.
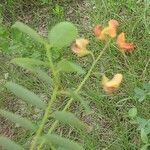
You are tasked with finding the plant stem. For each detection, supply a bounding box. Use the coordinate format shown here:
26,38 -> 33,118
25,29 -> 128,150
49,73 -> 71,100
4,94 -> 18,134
37,41 -> 110,150
89,51 -> 95,61
30,46 -> 59,150
46,46 -> 55,75
30,85 -> 58,150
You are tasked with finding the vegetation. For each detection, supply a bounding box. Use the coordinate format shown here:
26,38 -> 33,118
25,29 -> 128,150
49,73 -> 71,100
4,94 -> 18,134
0,0 -> 150,150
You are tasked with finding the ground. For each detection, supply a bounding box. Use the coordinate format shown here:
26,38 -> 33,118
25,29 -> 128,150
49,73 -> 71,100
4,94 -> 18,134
0,0 -> 150,150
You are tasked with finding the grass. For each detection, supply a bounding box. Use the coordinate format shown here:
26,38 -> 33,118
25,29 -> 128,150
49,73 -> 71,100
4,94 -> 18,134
0,0 -> 150,149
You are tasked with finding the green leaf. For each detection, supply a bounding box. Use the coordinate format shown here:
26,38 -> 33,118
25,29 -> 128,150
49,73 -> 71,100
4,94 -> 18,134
0,136 -> 24,150
68,90 -> 92,114
137,117 -> 148,131
140,144 -> 150,150
57,59 -> 85,74
33,69 -> 52,85
145,120 -> 150,134
134,87 -> 146,102
12,21 -> 46,45
43,134 -> 84,150
128,107 -> 137,118
5,82 -> 46,109
11,58 -> 49,69
11,58 -> 51,85
57,147 -> 68,150
143,81 -> 150,91
0,109 -> 36,131
48,22 -> 77,48
52,111 -> 90,131
141,128 -> 149,144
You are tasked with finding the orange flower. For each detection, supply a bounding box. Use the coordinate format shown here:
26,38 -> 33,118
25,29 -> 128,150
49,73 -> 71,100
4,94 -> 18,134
71,38 -> 90,57
107,19 -> 119,38
117,32 -> 135,51
101,74 -> 123,93
93,25 -> 103,39
94,19 -> 119,40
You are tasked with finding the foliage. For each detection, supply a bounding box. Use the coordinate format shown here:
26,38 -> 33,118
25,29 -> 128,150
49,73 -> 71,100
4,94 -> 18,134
0,21 -> 89,150
128,82 -> 150,149
0,18 -> 129,149
1,0 -> 150,149
134,82 -> 150,102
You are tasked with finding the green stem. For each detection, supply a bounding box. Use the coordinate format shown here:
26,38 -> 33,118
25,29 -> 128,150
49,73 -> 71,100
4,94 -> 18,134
76,44 -> 107,92
37,41 -> 110,150
121,51 -> 130,67
30,45 -> 59,150
46,46 -> 55,75
144,1 -> 150,36
30,85 -> 58,150
89,51 -> 95,61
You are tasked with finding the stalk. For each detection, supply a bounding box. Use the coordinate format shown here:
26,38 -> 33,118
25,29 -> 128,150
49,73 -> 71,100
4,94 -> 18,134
37,41 -> 110,149
30,45 -> 59,150
30,85 -> 58,150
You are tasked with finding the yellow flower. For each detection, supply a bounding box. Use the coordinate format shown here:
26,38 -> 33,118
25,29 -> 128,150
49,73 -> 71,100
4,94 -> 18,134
101,74 -> 123,93
71,38 -> 90,57
94,19 -> 119,40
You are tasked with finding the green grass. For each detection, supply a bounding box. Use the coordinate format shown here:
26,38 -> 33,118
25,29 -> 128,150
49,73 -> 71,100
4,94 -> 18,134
81,0 -> 150,149
0,0 -> 150,149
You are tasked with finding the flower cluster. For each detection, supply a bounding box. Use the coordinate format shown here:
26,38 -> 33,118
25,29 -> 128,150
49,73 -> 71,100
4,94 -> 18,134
93,19 -> 135,51
94,19 -> 119,40
71,19 -> 135,94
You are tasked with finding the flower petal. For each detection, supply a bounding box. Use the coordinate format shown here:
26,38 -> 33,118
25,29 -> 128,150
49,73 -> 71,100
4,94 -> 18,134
108,27 -> 117,38
108,19 -> 119,28
76,38 -> 89,48
71,38 -> 90,57
93,25 -> 106,40
71,43 -> 80,53
94,24 -> 102,37
94,20 -> 119,40
101,27 -> 110,39
77,50 -> 90,57
102,74 -> 123,93
105,74 -> 123,88
108,19 -> 119,38
101,75 -> 109,86
117,32 -> 125,46
117,32 -> 135,51
122,43 -> 135,50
